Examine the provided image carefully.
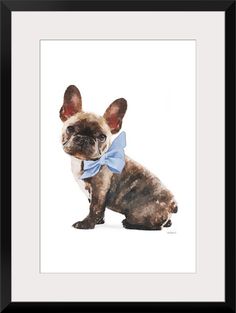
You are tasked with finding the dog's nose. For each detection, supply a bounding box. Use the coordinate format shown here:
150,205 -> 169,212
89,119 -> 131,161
74,136 -> 94,146
74,136 -> 86,145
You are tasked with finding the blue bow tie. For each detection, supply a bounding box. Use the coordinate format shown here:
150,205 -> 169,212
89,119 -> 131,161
80,131 -> 126,179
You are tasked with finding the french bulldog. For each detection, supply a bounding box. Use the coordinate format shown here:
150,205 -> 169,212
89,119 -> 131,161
60,85 -> 177,230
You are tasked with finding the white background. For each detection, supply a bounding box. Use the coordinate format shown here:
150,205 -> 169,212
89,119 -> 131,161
40,40 -> 196,273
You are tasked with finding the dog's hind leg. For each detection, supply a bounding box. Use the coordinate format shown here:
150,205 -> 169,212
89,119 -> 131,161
122,218 -> 162,230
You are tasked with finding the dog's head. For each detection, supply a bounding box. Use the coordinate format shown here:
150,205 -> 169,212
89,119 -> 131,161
60,85 -> 127,160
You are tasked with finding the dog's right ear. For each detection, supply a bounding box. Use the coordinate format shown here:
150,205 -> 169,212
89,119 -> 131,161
59,85 -> 82,121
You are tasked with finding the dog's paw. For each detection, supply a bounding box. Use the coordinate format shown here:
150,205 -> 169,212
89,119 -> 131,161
72,220 -> 95,229
163,219 -> 172,227
96,218 -> 105,225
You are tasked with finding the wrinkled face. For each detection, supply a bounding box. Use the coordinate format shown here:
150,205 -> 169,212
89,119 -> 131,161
62,112 -> 111,160
60,85 -> 127,161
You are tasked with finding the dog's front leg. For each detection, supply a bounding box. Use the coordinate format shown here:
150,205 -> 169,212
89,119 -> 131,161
72,168 -> 113,229
72,190 -> 107,229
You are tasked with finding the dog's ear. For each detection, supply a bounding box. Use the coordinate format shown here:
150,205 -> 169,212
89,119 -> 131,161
59,85 -> 82,121
103,98 -> 127,134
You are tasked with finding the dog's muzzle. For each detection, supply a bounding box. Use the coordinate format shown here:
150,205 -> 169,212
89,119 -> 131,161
73,135 -> 95,147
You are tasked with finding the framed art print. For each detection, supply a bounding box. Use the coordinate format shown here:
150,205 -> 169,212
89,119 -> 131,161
1,0 -> 235,312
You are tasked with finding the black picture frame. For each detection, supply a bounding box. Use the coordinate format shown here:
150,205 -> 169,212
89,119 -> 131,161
1,1 -> 235,312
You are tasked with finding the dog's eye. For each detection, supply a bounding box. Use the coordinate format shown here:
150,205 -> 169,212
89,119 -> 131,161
98,134 -> 106,142
66,126 -> 75,134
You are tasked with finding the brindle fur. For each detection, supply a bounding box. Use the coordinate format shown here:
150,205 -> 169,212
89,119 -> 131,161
60,85 -> 177,230
76,156 -> 177,230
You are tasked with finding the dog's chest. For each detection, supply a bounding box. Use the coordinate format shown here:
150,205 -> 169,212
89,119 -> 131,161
71,157 -> 91,199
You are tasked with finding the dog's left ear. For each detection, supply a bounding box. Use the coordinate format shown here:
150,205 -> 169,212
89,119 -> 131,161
59,85 -> 82,121
103,98 -> 127,134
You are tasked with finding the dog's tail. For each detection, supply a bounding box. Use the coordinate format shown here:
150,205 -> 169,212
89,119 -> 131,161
169,199 -> 178,213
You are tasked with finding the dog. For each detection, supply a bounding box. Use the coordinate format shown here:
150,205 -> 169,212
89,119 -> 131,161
60,85 -> 177,230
